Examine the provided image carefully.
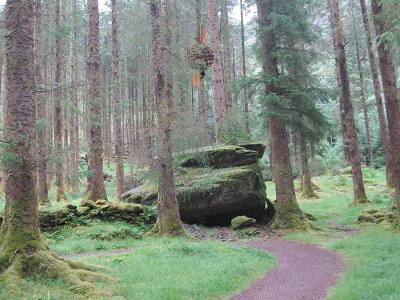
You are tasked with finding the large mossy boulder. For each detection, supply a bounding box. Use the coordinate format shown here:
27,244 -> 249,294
122,144 -> 274,225
174,145 -> 260,169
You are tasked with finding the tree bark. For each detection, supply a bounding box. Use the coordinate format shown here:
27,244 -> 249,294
150,0 -> 185,236
85,0 -> 107,201
328,0 -> 368,205
111,0 -> 124,200
221,0 -> 233,112
69,0 -> 79,192
359,0 -> 394,186
55,0 -> 67,202
298,132 -> 317,198
351,1 -> 373,167
371,0 -> 400,228
34,0 -> 49,204
240,0 -> 250,134
208,0 -> 228,140
256,0 -> 307,230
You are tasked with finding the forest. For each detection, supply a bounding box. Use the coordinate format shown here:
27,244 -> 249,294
0,0 -> 400,299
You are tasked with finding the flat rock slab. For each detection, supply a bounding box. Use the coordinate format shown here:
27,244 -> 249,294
231,240 -> 345,300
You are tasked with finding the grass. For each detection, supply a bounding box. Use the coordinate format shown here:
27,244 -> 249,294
0,238 -> 275,300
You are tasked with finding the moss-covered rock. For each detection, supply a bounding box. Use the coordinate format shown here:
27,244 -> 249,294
231,216 -> 256,230
122,144 -> 272,225
236,142 -> 266,159
174,144 -> 264,169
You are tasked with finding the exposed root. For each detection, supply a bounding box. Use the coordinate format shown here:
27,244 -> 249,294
350,197 -> 371,207
0,250 -> 114,298
147,219 -> 191,238
393,215 -> 400,233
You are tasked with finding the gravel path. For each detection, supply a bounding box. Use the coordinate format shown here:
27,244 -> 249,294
231,240 -> 345,300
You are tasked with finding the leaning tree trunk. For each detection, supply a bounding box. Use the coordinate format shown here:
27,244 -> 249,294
111,0 -> 124,200
256,0 -> 308,230
34,0 -> 49,204
149,0 -> 185,236
54,0 -> 67,202
328,0 -> 368,205
208,0 -> 228,141
359,0 -> 394,187
85,0 -> 107,202
0,0 -> 110,294
371,0 -> 400,230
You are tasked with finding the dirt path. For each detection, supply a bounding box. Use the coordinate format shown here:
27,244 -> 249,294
231,239 -> 345,300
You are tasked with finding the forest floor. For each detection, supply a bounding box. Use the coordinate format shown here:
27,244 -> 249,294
1,168 -> 400,299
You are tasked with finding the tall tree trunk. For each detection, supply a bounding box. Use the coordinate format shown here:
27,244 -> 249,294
328,0 -> 368,205
371,0 -> 400,229
85,0 -> 107,201
35,0 -> 49,204
55,0 -> 67,202
298,132 -> 317,198
0,0 -> 46,271
240,0 -> 250,134
111,0 -> 124,200
150,0 -> 185,236
351,1 -> 373,167
69,0 -> 79,192
208,0 -> 227,140
221,0 -> 233,111
359,0 -> 394,186
196,0 -> 207,143
256,0 -> 307,230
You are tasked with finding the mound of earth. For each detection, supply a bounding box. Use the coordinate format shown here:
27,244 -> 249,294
122,143 -> 275,225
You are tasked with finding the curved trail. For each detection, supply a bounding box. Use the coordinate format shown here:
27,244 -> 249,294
231,240 -> 345,300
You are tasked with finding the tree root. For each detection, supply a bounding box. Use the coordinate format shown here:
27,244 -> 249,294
272,203 -> 312,231
301,190 -> 319,199
0,250 -> 115,298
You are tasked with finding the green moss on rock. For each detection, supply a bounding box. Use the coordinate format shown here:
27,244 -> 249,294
231,216 -> 256,230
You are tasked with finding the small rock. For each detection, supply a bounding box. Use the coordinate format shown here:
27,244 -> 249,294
231,216 -> 256,230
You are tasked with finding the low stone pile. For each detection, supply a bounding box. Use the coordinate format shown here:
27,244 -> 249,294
1,200 -> 149,230
358,207 -> 397,224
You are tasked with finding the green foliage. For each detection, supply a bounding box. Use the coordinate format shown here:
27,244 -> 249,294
218,112 -> 253,145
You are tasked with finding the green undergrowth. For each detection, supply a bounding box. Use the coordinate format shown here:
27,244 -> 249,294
44,220 -> 148,255
0,238 -> 275,300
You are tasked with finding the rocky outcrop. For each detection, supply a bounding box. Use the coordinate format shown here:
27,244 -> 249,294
0,200 -> 151,230
122,143 -> 275,225
358,207 -> 396,224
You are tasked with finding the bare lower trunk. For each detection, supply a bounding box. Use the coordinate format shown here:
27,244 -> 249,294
256,0 -> 307,230
34,0 -> 49,204
328,0 -> 368,205
351,2 -> 373,166
240,0 -> 250,134
298,133 -> 317,198
359,0 -> 394,186
221,0 -> 233,112
111,0 -> 124,200
371,0 -> 400,228
85,0 -> 107,201
150,0 -> 185,236
55,0 -> 67,202
208,0 -> 227,139
69,0 -> 79,192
